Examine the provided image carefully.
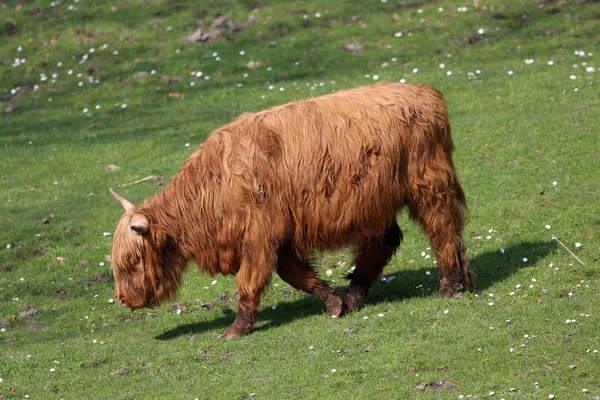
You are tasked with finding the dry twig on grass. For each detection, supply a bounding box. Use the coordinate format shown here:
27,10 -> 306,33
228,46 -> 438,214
117,175 -> 163,188
552,234 -> 585,265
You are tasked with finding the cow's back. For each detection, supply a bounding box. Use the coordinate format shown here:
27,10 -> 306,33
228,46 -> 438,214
203,82 -> 451,251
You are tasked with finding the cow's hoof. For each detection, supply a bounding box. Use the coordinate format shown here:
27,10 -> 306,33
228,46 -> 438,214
438,283 -> 459,299
218,326 -> 248,339
326,295 -> 345,319
343,292 -> 363,312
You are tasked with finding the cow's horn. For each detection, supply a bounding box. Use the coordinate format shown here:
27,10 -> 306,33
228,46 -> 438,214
130,214 -> 149,235
110,188 -> 135,211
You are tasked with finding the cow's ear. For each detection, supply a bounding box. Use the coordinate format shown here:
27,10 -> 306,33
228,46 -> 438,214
130,214 -> 149,235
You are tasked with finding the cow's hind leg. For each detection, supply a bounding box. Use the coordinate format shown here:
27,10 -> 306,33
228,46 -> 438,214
345,221 -> 403,311
408,182 -> 476,298
276,252 -> 344,318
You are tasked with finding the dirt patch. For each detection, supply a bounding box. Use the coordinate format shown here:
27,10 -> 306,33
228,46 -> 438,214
108,367 -> 127,376
161,75 -> 181,84
345,15 -> 361,24
198,349 -> 238,360
4,20 -> 20,35
81,359 -> 103,368
14,248 -> 46,259
19,304 -> 38,319
462,33 -> 485,46
183,28 -> 222,44
396,1 -> 424,9
26,320 -> 47,332
217,292 -> 230,303
210,16 -> 247,32
431,365 -> 449,373
42,213 -> 56,224
248,2 -> 267,10
247,60 -> 264,69
85,272 -> 108,287
415,380 -> 458,392
216,290 -> 238,304
194,300 -> 213,310
55,287 -> 69,298
429,380 -> 457,390
342,42 -> 364,53
171,301 -> 189,312
220,351 -> 237,359
85,65 -> 97,75
184,14 -> 256,44
28,6 -> 44,15
518,13 -> 530,23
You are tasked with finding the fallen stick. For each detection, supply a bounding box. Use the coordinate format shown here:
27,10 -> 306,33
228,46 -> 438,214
117,175 -> 159,188
552,234 -> 585,265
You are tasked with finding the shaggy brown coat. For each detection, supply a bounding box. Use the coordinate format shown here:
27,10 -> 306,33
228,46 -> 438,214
110,82 -> 475,338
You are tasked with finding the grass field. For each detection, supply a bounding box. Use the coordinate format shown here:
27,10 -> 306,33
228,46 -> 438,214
1,0 -> 600,398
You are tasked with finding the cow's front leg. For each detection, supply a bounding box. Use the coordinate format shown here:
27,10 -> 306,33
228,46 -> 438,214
218,248 -> 275,339
218,294 -> 260,339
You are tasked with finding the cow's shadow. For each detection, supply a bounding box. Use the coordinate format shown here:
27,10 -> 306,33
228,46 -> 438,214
156,240 -> 555,340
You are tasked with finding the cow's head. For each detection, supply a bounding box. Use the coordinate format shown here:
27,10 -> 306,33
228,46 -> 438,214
109,189 -> 182,311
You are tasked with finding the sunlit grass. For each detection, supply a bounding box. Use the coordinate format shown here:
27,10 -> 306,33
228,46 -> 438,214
1,0 -> 599,398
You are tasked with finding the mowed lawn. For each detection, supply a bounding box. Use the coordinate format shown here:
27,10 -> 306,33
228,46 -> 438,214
1,0 -> 599,399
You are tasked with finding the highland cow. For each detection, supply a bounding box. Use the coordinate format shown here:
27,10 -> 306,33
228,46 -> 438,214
110,82 -> 475,339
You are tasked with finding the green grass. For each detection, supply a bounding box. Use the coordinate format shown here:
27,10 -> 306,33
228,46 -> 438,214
1,0 -> 600,398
